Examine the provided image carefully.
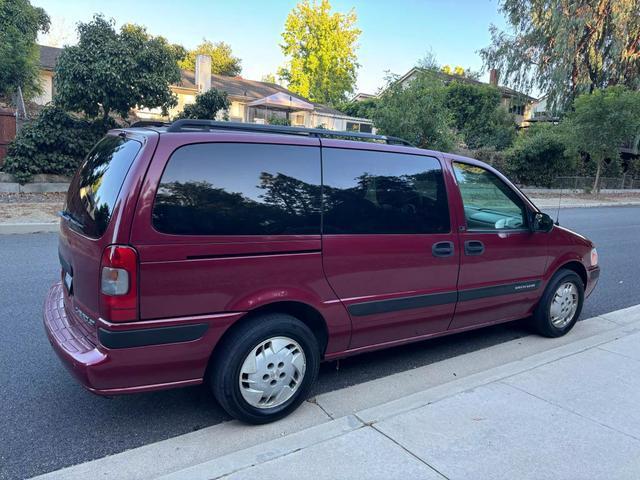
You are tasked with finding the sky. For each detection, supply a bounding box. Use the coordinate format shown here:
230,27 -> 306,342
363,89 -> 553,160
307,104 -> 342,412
33,0 -> 510,95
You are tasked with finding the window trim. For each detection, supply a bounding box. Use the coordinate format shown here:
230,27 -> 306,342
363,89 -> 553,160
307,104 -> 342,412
321,146 -> 452,235
452,160 -> 531,233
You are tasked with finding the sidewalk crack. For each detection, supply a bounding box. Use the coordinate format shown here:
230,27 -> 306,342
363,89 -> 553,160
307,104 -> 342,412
500,381 -> 640,443
596,346 -> 640,365
307,397 -> 335,419
370,424 -> 450,480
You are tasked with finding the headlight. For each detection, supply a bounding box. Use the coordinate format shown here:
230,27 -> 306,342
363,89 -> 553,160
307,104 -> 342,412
590,248 -> 598,266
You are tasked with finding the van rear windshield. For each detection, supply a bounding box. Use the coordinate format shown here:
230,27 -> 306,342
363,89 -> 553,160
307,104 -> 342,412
64,135 -> 141,238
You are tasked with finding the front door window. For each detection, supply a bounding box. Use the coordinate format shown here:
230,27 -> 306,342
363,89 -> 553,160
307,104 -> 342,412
453,162 -> 526,231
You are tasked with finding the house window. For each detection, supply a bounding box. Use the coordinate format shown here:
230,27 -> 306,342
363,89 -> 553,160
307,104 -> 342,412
293,114 -> 305,126
509,104 -> 525,116
345,122 -> 373,133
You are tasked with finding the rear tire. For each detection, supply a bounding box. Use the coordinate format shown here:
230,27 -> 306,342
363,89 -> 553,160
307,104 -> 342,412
532,269 -> 584,338
210,313 -> 320,424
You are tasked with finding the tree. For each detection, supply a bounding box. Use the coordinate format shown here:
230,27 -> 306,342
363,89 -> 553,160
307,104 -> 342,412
481,0 -> 640,111
178,40 -> 242,76
563,86 -> 640,192
278,0 -> 361,105
0,0 -> 50,100
506,124 -> 573,187
373,71 -> 457,151
261,73 -> 277,84
54,15 -> 183,123
445,81 -> 516,150
337,97 -> 379,120
175,88 -> 230,120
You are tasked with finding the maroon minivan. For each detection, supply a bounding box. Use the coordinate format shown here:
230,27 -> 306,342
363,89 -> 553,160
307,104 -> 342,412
44,120 -> 600,423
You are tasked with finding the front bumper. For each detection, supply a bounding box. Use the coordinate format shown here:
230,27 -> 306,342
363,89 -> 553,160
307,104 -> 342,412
43,283 -> 242,395
586,266 -> 600,298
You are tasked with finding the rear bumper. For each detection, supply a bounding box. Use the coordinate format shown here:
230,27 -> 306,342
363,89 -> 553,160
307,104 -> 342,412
43,283 -> 243,395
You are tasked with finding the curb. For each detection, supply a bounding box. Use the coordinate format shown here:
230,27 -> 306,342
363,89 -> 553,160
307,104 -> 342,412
0,222 -> 59,234
535,201 -> 640,209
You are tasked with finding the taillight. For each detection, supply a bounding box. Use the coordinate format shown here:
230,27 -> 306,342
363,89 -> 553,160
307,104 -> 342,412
100,245 -> 138,322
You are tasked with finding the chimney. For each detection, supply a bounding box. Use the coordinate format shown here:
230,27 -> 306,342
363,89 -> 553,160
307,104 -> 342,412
489,68 -> 499,87
195,54 -> 212,92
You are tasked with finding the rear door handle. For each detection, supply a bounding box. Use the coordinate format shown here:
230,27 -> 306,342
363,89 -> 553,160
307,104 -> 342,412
432,241 -> 454,257
464,240 -> 485,256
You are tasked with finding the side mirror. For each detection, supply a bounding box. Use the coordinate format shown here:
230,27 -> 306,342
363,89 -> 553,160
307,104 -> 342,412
531,212 -> 554,233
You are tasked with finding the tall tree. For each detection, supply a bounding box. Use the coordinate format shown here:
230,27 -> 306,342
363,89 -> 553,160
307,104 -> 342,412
563,87 -> 640,192
278,0 -> 361,105
373,72 -> 457,151
481,0 -> 640,111
54,15 -> 184,123
178,40 -> 242,76
0,0 -> 50,100
445,81 -> 516,150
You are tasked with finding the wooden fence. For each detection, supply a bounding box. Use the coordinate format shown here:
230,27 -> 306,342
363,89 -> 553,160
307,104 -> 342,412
0,108 -> 16,168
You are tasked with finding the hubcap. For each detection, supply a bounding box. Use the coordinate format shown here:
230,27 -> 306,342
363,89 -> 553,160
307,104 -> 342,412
239,336 -> 306,409
550,281 -> 578,328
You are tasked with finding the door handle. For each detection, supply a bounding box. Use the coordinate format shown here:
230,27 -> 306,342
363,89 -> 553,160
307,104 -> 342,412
464,240 -> 485,256
432,241 -> 454,257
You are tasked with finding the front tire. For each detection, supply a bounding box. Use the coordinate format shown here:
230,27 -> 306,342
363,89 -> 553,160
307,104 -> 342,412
210,313 -> 320,424
532,269 -> 584,338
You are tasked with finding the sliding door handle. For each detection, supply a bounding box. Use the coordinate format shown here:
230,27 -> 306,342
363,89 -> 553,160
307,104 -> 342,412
432,241 -> 454,257
464,240 -> 485,256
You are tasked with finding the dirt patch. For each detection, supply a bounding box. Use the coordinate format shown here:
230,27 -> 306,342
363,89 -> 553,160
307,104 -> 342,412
0,192 -> 66,204
0,203 -> 61,223
0,193 -> 64,223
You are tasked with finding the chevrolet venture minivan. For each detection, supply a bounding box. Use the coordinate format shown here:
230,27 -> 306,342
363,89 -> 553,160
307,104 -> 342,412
45,120 -> 600,423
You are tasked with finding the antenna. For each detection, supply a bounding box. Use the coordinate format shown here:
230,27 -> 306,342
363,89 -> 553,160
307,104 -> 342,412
555,177 -> 563,225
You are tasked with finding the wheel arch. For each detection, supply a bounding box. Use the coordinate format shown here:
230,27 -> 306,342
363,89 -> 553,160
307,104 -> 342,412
553,260 -> 588,288
209,300 -> 330,367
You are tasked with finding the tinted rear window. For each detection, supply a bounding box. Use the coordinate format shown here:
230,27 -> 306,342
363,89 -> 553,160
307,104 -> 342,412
65,135 -> 141,238
152,143 -> 321,235
323,148 -> 450,234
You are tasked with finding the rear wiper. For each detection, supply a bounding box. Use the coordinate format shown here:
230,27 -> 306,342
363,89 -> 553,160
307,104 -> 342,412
59,210 -> 85,229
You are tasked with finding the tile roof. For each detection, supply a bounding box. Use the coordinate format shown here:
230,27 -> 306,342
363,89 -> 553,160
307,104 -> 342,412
396,67 -> 538,102
179,70 -> 348,116
39,45 -> 63,71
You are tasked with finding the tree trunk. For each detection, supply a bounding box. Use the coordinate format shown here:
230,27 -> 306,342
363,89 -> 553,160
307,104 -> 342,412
593,161 -> 602,194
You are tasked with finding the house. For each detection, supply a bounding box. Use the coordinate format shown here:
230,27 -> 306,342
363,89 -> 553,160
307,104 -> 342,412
34,46 -> 373,133
35,45 -> 63,105
374,66 -> 537,127
351,92 -> 377,102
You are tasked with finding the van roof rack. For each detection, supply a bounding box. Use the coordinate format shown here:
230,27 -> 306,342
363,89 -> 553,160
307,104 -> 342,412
164,119 -> 415,147
130,120 -> 170,128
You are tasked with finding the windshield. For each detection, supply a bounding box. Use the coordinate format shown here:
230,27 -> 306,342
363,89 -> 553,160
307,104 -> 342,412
64,135 -> 141,238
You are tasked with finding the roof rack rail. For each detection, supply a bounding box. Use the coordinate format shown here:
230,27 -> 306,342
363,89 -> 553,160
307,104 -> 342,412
165,119 -> 415,147
130,120 -> 170,128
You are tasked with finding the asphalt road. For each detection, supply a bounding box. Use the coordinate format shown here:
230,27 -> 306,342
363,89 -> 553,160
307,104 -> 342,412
1,206 -> 639,480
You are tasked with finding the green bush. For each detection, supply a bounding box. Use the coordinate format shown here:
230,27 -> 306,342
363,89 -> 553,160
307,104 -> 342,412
176,88 -> 230,120
3,105 -> 112,183
506,124 -> 573,187
445,81 -> 516,150
267,115 -> 291,126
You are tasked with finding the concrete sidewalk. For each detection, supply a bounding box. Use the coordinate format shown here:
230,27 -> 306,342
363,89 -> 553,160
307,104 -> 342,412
34,304 -> 640,480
